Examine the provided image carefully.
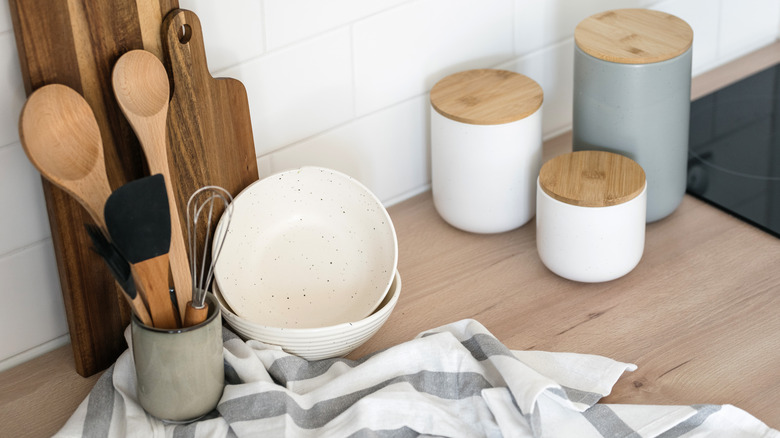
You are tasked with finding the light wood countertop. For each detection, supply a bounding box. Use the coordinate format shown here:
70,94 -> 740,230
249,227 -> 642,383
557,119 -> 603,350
2,42 -> 779,437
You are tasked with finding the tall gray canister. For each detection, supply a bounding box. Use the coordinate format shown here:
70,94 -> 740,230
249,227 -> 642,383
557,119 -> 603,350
573,9 -> 693,222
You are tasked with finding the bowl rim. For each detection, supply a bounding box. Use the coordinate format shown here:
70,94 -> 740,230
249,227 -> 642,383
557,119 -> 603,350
213,166 -> 398,328
216,269 -> 401,335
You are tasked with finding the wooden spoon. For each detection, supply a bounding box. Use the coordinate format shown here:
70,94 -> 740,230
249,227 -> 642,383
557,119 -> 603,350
112,49 -> 192,319
18,84 -> 112,230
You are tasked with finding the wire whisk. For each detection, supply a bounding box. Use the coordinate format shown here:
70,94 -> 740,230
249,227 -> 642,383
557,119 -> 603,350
183,185 -> 233,327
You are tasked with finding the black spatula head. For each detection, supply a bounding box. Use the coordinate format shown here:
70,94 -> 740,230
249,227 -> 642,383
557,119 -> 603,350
104,174 -> 171,264
84,224 -> 137,299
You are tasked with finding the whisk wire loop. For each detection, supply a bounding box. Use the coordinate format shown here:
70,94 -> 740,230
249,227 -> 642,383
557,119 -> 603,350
186,185 -> 233,309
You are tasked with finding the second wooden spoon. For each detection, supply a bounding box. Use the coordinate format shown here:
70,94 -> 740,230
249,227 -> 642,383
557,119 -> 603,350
112,50 -> 192,319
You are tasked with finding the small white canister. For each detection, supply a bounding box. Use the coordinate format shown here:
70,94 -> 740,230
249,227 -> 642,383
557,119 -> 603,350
536,150 -> 647,282
430,69 -> 543,233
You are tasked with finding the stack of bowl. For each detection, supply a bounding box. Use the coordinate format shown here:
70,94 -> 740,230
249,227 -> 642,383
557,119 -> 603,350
213,167 -> 399,360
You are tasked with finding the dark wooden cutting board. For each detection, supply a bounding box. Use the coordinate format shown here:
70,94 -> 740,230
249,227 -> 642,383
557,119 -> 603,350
162,8 -> 259,265
9,2 -> 259,376
9,0 -> 179,377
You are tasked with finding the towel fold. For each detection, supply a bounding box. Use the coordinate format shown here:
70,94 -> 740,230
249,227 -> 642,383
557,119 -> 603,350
55,319 -> 778,437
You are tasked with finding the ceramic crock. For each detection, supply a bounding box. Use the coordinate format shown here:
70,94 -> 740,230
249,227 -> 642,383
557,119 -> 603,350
131,293 -> 224,422
572,9 -> 693,222
536,150 -> 647,282
430,69 -> 543,233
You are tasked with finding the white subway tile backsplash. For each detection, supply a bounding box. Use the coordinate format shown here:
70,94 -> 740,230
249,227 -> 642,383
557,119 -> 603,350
0,240 -> 67,361
258,96 -> 430,204
719,0 -> 780,59
0,144 -> 50,257
353,0 -> 515,116
177,0 -> 265,72
501,39 -> 575,137
651,0 -> 720,75
2,0 -> 777,367
219,29 -> 354,156
0,3 -> 12,34
0,31 -> 27,148
264,0 -> 410,50
514,0 -> 645,57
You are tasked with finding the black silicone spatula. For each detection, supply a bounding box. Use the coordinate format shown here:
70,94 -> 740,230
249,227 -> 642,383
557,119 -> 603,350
84,224 -> 152,326
104,174 -> 179,329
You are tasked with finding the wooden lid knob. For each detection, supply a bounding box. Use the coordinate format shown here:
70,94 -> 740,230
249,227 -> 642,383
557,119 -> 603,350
574,9 -> 693,64
430,69 -> 543,125
539,151 -> 646,207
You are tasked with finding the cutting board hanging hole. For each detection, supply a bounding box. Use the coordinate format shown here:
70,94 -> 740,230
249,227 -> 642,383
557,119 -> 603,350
178,24 -> 192,44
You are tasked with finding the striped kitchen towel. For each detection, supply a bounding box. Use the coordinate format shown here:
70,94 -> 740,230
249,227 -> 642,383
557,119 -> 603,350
55,319 -> 778,437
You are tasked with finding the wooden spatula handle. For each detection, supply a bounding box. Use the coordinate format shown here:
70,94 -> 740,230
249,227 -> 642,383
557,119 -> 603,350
128,294 -> 153,327
183,301 -> 209,327
132,253 -> 178,329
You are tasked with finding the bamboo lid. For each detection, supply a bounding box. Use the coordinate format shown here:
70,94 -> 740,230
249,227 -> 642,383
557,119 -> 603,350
539,151 -> 646,207
574,9 -> 693,64
430,69 -> 543,125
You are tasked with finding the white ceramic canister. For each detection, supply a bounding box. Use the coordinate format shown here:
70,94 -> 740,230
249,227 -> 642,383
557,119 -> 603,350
430,69 -> 543,233
536,150 -> 647,282
572,9 -> 693,223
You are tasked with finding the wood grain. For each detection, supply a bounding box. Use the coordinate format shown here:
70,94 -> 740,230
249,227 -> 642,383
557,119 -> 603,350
19,84 -> 113,230
539,150 -> 646,207
132,254 -> 178,329
430,69 -> 543,125
9,0 -> 179,376
575,9 -> 693,64
183,301 -> 209,328
0,346 -> 103,437
112,49 -> 193,319
162,8 -> 259,271
1,39 -> 778,438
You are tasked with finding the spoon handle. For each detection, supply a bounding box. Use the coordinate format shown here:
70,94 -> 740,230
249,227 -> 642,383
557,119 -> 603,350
112,50 -> 193,319
132,253 -> 178,329
140,121 -> 192,324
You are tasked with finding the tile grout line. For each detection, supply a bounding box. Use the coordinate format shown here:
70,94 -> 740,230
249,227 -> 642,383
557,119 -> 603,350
715,0 -> 724,60
211,0 -> 417,78
0,236 -> 53,262
259,0 -> 268,54
0,140 -> 19,151
0,333 -> 70,373
255,91 -> 429,162
349,22 -> 358,120
511,0 -> 517,57
257,35 -> 576,162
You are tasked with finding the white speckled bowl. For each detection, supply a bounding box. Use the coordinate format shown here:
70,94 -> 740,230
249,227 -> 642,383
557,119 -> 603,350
214,166 -> 398,329
215,270 -> 401,360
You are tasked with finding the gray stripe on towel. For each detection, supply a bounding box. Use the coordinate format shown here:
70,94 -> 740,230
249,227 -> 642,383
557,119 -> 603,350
656,405 -> 722,438
271,333 -> 514,385
83,365 -> 115,438
551,386 -> 603,407
348,426 -> 423,438
268,356 -> 359,385
173,423 -> 196,438
461,334 -> 515,361
583,404 -> 641,438
219,370 -> 492,427
173,410 -> 222,438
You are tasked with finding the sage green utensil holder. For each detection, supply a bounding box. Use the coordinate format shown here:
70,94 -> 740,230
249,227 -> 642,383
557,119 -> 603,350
131,293 -> 224,423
